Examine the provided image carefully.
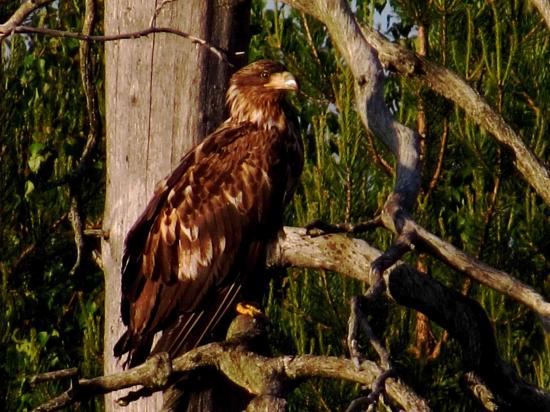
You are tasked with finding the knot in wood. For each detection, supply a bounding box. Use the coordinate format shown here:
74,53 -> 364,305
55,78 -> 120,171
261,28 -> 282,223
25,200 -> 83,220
144,352 -> 172,388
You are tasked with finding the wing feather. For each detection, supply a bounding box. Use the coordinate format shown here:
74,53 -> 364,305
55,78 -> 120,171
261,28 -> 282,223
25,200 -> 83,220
116,123 -> 301,366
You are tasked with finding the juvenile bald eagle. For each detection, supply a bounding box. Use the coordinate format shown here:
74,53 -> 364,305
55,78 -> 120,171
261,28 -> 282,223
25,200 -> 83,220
114,60 -> 303,367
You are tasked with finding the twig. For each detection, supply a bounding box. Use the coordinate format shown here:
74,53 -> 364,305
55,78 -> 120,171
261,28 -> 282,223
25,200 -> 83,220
305,216 -> 383,237
424,117 -> 449,201
149,0 -> 177,28
346,296 -> 396,410
83,228 -> 109,239
30,368 -> 79,386
90,248 -> 103,271
364,129 -> 395,177
76,0 -> 102,178
66,0 -> 102,277
299,12 -> 322,67
6,25 -> 233,66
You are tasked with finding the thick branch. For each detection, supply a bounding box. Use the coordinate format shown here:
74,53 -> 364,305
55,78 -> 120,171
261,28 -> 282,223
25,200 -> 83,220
408,219 -> 550,330
284,0 -> 550,207
33,339 -> 428,412
281,1 -> 420,215
33,227 -> 550,410
268,227 -> 550,410
322,214 -> 550,330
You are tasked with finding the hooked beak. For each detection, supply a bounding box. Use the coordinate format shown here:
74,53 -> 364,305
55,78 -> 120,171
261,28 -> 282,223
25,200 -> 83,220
264,71 -> 299,91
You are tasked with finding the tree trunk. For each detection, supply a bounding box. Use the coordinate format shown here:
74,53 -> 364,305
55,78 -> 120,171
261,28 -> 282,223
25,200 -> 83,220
101,1 -> 250,410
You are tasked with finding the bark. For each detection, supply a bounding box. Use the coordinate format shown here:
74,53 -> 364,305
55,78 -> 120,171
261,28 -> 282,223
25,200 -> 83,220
32,313 -> 429,412
101,1 -> 249,411
530,0 -> 550,30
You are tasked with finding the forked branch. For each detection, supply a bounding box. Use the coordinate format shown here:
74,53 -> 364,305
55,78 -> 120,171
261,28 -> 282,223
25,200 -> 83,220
32,227 -> 550,411
268,227 -> 550,410
32,322 -> 428,412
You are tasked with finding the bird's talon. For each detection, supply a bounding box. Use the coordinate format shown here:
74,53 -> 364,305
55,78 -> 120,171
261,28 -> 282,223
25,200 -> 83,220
236,302 -> 264,318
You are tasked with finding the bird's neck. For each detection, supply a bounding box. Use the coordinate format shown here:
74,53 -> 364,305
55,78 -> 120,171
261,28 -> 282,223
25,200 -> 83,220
226,88 -> 288,132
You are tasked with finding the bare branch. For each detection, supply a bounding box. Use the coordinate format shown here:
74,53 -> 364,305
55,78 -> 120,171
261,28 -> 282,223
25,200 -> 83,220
346,296 -> 396,410
0,0 -> 54,39
30,368 -> 79,386
268,227 -> 550,409
32,226 -> 550,410
32,339 -> 428,412
76,0 -> 102,176
282,0 -> 421,214
281,0 -> 550,331
407,219 -> 550,330
281,0 -> 422,288
67,196 -> 84,276
303,213 -> 550,332
424,118 -> 449,201
356,24 -> 550,207
65,0 -> 103,277
4,25 -> 233,66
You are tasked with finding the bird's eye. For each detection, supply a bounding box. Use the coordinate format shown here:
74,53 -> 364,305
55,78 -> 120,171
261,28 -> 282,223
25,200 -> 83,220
260,70 -> 269,79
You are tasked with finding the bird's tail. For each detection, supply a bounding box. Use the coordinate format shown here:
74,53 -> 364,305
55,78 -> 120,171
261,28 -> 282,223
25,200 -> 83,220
151,281 -> 242,359
113,330 -> 154,368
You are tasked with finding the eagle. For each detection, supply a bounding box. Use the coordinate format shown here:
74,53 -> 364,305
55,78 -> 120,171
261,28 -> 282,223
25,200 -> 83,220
114,60 -> 303,368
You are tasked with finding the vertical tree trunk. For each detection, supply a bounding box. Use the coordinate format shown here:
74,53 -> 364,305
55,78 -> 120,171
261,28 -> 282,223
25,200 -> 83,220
102,1 -> 250,410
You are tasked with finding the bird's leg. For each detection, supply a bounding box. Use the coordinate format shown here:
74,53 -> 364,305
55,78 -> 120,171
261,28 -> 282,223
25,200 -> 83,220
305,216 -> 383,237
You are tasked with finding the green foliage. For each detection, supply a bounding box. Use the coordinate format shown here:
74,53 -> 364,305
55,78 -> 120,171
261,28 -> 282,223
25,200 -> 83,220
252,0 -> 550,410
2,0 -> 549,410
0,1 -> 104,410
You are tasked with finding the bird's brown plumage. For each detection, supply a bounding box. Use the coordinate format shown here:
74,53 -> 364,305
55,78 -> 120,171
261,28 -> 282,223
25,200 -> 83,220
114,60 -> 303,367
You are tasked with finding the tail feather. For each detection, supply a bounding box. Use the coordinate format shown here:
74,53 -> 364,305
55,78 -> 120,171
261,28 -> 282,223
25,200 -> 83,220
151,282 -> 242,359
114,330 -> 154,368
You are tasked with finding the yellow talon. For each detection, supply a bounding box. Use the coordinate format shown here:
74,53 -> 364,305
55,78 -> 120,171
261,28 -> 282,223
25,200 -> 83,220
236,302 -> 263,318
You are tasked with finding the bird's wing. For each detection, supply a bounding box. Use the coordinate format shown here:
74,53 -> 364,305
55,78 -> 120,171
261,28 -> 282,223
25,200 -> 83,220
149,239 -> 266,360
114,124 -> 287,366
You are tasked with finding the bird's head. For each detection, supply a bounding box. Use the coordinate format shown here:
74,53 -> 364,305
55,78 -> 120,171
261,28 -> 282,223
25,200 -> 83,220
226,60 -> 298,129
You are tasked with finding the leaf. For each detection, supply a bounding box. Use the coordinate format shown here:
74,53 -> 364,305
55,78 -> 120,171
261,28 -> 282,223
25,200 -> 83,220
37,331 -> 49,346
24,181 -> 35,199
27,143 -> 49,173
